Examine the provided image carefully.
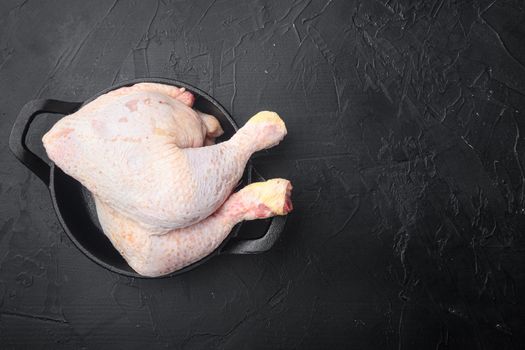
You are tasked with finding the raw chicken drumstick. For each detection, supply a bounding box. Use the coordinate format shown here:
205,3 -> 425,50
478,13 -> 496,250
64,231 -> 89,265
42,83 -> 292,276
96,178 -> 292,276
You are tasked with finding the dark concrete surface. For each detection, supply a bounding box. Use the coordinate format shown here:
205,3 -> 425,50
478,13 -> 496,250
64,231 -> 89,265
1,0 -> 525,349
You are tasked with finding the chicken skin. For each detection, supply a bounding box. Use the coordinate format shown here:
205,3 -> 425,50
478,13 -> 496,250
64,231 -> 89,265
43,83 -> 292,276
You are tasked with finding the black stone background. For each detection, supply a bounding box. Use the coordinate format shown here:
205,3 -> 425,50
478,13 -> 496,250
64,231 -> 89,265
1,0 -> 525,349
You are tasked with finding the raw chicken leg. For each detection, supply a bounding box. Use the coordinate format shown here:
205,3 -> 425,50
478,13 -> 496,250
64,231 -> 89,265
42,83 -> 292,276
43,84 -> 287,229
96,179 -> 292,277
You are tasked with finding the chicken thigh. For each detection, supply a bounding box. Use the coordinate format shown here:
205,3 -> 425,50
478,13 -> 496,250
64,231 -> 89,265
42,83 -> 292,276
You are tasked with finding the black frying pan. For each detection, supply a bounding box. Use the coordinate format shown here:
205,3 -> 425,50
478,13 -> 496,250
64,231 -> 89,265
9,78 -> 286,278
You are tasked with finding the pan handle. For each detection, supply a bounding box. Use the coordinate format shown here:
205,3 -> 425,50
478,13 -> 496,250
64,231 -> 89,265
9,99 -> 82,185
220,169 -> 288,255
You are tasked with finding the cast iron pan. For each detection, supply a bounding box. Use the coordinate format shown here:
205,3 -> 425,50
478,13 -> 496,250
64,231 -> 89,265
9,77 -> 287,278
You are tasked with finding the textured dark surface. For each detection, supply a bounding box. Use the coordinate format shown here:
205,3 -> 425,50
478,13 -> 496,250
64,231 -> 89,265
1,0 -> 525,349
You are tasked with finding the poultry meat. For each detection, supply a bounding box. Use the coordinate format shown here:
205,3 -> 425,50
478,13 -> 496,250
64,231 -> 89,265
42,83 -> 292,276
